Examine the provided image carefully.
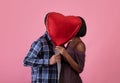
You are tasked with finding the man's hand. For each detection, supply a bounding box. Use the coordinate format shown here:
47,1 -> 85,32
50,54 -> 61,65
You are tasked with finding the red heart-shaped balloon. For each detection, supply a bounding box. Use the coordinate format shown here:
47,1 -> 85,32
46,12 -> 82,46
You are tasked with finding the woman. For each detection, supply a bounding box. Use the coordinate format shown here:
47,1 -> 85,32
56,17 -> 87,83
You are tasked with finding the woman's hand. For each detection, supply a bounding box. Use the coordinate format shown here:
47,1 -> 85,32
55,46 -> 67,56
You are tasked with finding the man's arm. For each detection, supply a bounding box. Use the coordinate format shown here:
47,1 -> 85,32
23,41 -> 49,67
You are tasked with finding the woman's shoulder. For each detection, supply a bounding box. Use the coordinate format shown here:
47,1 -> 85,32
76,41 -> 86,52
69,37 -> 86,53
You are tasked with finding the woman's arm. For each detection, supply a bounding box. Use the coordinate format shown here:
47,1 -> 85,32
56,44 -> 85,73
63,50 -> 82,73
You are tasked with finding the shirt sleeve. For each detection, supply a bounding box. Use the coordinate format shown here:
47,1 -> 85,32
23,40 -> 49,67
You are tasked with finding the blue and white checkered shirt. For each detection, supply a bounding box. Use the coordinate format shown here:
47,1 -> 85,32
23,32 -> 58,83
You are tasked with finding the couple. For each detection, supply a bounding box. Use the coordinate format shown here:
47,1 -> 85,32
23,12 -> 87,83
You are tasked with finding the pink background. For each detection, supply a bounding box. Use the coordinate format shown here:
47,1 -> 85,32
0,0 -> 120,83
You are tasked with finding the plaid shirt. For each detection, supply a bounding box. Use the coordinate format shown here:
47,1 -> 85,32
23,32 -> 58,83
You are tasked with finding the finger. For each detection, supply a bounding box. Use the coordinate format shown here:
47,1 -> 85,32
56,46 -> 62,49
56,46 -> 60,48
55,56 -> 61,59
55,57 -> 61,60
55,55 -> 61,59
55,55 -> 60,58
55,47 -> 59,50
55,59 -> 60,62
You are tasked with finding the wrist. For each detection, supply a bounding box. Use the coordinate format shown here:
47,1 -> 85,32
62,50 -> 68,57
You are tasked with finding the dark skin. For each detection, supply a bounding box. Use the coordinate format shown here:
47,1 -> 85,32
56,37 -> 85,73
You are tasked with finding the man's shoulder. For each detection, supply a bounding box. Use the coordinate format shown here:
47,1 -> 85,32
30,36 -> 46,47
37,35 -> 43,40
37,35 -> 48,43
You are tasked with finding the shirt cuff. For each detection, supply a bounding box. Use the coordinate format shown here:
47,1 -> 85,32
43,59 -> 49,66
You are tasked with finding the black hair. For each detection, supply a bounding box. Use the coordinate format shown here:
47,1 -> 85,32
75,17 -> 87,37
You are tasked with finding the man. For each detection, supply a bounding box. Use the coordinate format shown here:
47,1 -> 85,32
23,14 -> 60,83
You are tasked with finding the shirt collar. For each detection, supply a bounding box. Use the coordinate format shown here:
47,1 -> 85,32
44,31 -> 51,41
